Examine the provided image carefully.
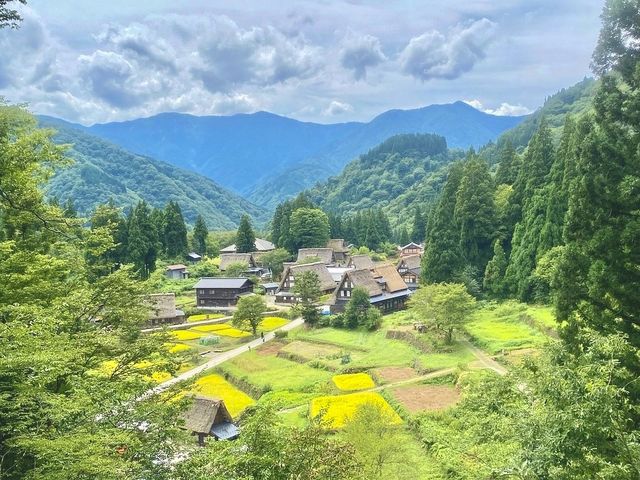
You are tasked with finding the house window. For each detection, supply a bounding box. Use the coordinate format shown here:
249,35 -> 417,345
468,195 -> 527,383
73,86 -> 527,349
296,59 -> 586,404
199,299 -> 204,305
199,289 -> 205,295
346,290 -> 351,297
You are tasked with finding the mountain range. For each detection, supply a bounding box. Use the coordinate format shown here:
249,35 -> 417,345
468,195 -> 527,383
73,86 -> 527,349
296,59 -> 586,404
74,101 -> 525,209
39,116 -> 269,229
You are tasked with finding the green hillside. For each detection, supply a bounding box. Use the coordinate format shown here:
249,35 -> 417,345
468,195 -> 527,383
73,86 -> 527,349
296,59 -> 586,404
39,117 -> 269,229
308,133 -> 464,229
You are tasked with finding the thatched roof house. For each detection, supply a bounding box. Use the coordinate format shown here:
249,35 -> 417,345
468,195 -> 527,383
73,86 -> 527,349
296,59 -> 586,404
219,253 -> 255,271
182,396 -> 239,445
297,248 -> 335,265
348,255 -> 375,270
220,238 -> 275,254
276,262 -> 337,304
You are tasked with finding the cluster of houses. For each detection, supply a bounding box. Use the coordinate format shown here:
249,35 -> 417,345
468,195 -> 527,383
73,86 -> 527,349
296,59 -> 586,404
191,239 -> 424,315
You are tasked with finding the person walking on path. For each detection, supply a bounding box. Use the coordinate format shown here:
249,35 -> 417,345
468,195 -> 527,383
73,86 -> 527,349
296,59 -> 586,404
261,331 -> 265,342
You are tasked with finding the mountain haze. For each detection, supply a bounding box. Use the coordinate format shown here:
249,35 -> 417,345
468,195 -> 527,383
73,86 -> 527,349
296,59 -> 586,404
39,116 -> 269,229
74,102 -> 525,208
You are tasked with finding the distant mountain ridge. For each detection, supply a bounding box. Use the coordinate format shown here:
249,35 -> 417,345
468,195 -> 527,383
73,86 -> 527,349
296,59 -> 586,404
39,116 -> 269,229
61,102 -> 525,209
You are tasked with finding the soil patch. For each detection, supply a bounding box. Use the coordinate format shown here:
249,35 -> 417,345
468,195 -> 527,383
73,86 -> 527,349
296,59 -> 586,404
281,340 -> 341,360
373,366 -> 417,383
256,341 -> 286,356
390,384 -> 460,413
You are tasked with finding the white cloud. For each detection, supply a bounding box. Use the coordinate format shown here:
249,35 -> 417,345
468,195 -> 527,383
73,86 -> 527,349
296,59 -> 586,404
339,31 -> 386,80
399,18 -> 497,81
464,99 -> 532,116
323,100 -> 354,116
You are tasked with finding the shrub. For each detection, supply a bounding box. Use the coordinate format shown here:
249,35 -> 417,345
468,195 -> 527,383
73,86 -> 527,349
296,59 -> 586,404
274,330 -> 289,339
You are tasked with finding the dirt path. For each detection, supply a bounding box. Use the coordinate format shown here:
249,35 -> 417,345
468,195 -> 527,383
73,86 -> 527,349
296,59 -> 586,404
147,318 -> 304,396
462,340 -> 508,376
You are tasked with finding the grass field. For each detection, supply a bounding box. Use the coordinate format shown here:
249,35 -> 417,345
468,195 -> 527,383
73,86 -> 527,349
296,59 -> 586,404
465,302 -> 552,354
218,350 -> 333,392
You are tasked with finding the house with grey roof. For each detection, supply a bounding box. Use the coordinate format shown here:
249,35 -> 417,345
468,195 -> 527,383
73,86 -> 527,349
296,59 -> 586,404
165,264 -> 189,280
194,277 -> 254,307
397,255 -> 421,290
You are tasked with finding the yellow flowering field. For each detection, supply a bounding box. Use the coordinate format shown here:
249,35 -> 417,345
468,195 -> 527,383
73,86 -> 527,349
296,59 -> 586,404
164,343 -> 192,353
187,313 -> 225,322
191,374 -> 255,417
260,316 -> 288,330
171,330 -> 204,341
190,324 -> 232,333
215,327 -> 251,338
332,372 -> 375,391
310,392 -> 402,429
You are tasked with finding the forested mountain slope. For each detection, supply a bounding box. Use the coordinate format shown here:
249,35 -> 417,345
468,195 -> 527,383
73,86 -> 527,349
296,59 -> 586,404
308,133 -> 464,229
39,116 -> 269,228
67,103 -> 524,208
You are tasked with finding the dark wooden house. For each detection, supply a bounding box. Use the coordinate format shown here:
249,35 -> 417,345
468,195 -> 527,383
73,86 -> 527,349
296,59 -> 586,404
331,264 -> 411,314
276,262 -> 336,304
194,277 -> 254,307
396,255 -> 421,290
399,242 -> 423,257
182,396 -> 239,446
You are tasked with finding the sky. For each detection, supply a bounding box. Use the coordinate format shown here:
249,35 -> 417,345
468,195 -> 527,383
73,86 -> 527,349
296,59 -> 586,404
0,0 -> 605,125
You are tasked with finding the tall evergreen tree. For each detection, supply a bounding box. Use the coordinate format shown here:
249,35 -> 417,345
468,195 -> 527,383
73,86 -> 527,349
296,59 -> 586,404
235,214 -> 256,253
126,201 -> 159,278
411,206 -> 426,243
289,208 -> 330,251
150,207 -> 166,252
483,240 -> 507,297
503,121 -> 556,300
454,155 -> 496,275
555,1 -> 640,402
164,201 -> 188,258
494,141 -> 519,185
398,226 -> 410,246
422,162 -> 465,283
192,214 -> 208,255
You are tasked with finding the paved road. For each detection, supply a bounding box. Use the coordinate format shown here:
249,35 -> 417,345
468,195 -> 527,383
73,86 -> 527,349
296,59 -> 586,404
462,340 -> 508,375
149,318 -> 304,395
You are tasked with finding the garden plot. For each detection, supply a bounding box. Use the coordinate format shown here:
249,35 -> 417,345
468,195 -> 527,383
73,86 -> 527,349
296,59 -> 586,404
332,373 -> 375,391
190,373 -> 254,418
390,384 -> 460,413
310,392 -> 401,429
373,366 -> 418,384
280,340 -> 342,361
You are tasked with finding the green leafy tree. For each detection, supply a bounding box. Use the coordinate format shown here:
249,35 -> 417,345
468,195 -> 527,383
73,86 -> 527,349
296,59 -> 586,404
0,0 -> 26,29
235,214 -> 256,253
257,247 -> 291,280
343,403 -> 417,479
289,207 -> 330,251
343,287 -> 381,330
292,271 -> 321,325
164,201 -> 188,258
176,404 -> 361,479
232,294 -> 266,335
408,283 -> 476,343
192,214 -> 208,255
224,262 -> 248,278
87,200 -> 127,277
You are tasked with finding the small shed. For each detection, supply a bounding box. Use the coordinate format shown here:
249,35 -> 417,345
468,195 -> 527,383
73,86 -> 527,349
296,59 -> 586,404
166,264 -> 189,280
260,282 -> 279,295
182,396 -> 239,446
187,252 -> 202,263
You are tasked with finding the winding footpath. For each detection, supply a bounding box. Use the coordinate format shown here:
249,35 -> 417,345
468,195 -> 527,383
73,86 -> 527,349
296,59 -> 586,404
149,318 -> 304,395
462,340 -> 508,376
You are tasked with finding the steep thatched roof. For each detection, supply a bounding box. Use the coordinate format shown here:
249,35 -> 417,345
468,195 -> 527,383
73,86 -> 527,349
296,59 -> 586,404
182,396 -> 233,434
346,269 -> 383,297
326,239 -> 349,253
398,255 -> 421,270
280,262 -> 336,292
374,264 -> 409,293
219,253 -> 254,271
297,248 -> 334,265
349,255 -> 374,270
220,238 -> 275,253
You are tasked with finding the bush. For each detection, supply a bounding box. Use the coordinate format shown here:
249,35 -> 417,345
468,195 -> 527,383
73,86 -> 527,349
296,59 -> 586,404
199,335 -> 221,345
274,330 -> 289,339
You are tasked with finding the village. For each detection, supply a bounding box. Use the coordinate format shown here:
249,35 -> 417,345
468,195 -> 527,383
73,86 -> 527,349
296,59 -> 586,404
141,236 -> 553,459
